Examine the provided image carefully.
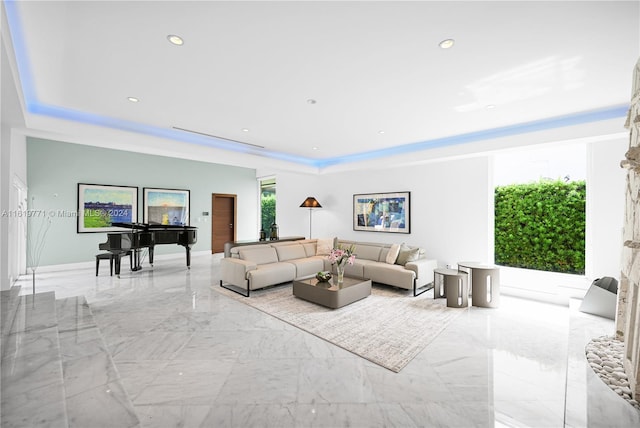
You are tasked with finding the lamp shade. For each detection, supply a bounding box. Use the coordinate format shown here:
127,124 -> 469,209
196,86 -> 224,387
300,197 -> 322,208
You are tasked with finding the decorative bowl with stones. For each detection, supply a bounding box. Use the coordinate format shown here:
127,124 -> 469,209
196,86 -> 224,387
315,271 -> 332,282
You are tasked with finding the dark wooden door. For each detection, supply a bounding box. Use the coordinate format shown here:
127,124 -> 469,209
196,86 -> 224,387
211,194 -> 237,254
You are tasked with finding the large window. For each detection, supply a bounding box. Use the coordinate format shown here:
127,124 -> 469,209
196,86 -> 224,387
260,177 -> 276,233
494,144 -> 586,275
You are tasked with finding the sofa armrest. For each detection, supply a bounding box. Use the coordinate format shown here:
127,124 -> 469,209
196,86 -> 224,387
221,258 -> 257,286
405,258 -> 438,286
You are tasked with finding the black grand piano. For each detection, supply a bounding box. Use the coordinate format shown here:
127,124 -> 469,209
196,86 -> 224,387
99,222 -> 197,273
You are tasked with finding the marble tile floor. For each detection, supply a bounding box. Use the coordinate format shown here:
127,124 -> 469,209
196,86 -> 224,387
1,291 -> 140,427
4,253 -> 640,428
1,291 -> 68,427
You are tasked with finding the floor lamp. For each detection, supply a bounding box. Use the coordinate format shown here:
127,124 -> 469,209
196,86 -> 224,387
300,197 -> 322,238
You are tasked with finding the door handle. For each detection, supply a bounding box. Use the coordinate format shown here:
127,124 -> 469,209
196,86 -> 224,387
229,224 -> 233,228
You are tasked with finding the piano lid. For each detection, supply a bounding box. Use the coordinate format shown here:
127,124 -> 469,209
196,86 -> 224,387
111,222 -> 197,230
110,222 -> 148,230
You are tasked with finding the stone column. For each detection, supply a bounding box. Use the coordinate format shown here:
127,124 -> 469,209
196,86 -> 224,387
619,57 -> 640,399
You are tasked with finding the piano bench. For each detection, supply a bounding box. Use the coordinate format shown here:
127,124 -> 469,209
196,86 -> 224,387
96,253 -> 115,276
95,251 -> 133,276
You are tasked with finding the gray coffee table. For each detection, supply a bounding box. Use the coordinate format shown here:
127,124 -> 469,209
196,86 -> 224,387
293,276 -> 371,309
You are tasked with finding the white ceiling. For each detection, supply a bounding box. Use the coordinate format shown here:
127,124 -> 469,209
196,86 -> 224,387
5,1 -> 640,171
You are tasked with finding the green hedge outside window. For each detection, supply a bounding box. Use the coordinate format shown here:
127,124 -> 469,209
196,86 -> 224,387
494,180 -> 585,274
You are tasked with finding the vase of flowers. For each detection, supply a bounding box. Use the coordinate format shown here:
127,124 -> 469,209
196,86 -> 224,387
328,244 -> 356,283
335,263 -> 346,284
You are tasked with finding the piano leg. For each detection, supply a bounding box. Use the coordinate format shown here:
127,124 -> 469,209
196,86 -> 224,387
115,254 -> 121,277
132,249 -> 142,271
149,246 -> 155,266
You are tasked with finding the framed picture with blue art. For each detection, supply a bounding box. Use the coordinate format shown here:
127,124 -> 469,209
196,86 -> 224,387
353,191 -> 411,234
143,187 -> 190,226
77,183 -> 138,233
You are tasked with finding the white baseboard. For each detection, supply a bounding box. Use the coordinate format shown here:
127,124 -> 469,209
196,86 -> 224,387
30,250 -> 213,273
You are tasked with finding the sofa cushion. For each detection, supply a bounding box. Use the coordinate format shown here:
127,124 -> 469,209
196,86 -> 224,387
385,243 -> 402,264
274,244 -> 307,262
396,245 -> 420,266
342,259 -> 378,278
230,244 -> 271,258
238,247 -> 278,265
248,263 -> 296,290
364,263 -> 416,290
288,257 -> 325,278
354,244 -> 382,261
302,243 -> 316,257
316,238 -> 333,255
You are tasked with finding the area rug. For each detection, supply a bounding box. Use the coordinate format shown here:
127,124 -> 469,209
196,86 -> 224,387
215,284 -> 466,372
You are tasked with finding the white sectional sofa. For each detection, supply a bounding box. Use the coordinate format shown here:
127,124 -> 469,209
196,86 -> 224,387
220,238 -> 437,297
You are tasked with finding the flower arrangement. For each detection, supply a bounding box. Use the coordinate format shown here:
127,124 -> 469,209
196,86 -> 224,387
328,244 -> 356,282
328,244 -> 356,267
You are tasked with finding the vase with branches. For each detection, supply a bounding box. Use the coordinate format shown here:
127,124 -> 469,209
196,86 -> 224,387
26,196 -> 51,295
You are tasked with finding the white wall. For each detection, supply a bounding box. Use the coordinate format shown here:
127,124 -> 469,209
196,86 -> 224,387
1,14 -> 28,290
7,133 -> 27,284
274,156 -> 492,266
0,117 -> 11,291
586,137 -> 628,281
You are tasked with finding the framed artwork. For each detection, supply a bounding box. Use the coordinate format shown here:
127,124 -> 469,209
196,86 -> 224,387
353,191 -> 411,233
77,183 -> 138,233
143,187 -> 190,226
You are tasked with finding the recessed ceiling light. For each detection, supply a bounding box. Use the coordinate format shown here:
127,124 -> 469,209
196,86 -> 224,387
312,147 -> 318,151
127,97 -> 139,103
167,35 -> 184,46
242,128 -> 249,132
307,99 -> 317,104
439,39 -> 455,49
378,130 -> 385,134
486,104 -> 496,109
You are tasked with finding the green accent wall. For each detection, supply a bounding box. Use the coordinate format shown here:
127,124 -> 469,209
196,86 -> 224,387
26,137 -> 257,266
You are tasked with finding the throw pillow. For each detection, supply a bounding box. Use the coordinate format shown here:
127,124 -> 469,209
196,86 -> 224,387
396,245 -> 420,266
316,238 -> 333,256
386,243 -> 401,264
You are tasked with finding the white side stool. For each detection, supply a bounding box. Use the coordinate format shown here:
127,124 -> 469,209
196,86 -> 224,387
434,268 -> 468,308
458,262 -> 500,308
471,266 -> 500,308
433,268 -> 448,299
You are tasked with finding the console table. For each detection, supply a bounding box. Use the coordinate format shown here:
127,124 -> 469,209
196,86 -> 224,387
223,236 -> 306,258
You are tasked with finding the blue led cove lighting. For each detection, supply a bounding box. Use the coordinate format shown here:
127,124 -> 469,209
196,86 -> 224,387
4,1 -> 629,169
